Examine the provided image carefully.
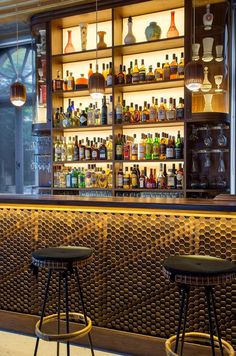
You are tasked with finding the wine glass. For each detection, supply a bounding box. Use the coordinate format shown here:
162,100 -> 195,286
189,125 -> 199,142
38,67 -> 44,83
204,125 -> 213,147
204,151 -> 211,168
217,125 -> 227,147
214,75 -> 223,92
218,151 -> 226,173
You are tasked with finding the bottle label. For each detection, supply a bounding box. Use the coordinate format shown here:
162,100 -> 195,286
99,148 -> 107,160
176,173 -> 183,188
117,76 -> 125,84
131,174 -> 138,187
158,109 -> 166,121
92,150 -> 98,159
80,115 -> 87,124
176,108 -> 184,119
178,66 -> 184,76
139,73 -> 146,82
71,176 -> 77,187
167,176 -> 175,188
158,177 -> 166,189
73,147 -> 79,161
175,147 -> 182,159
166,147 -> 174,159
116,144 -> 123,156
149,108 -> 157,121
145,143 -> 152,158
118,175 -> 123,188
170,65 -> 177,76
160,144 -> 166,155
141,113 -> 149,122
155,71 -> 162,81
163,68 -> 170,80
131,144 -> 138,158
123,176 -> 130,188
124,145 -> 130,160
116,110 -> 123,123
85,149 -> 91,160
153,145 -> 160,159
79,147 -> 85,160
139,144 -> 145,159
66,174 -> 71,188
139,177 -> 145,188
55,147 -> 61,161
106,76 -> 113,86
132,73 -> 140,83
166,110 -> 175,120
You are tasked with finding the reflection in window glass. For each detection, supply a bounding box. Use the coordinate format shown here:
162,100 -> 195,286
0,44 -> 36,193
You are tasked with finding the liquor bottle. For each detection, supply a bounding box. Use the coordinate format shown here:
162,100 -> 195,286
149,97 -> 157,122
176,97 -> 184,119
66,169 -> 71,188
85,139 -> 91,160
157,163 -> 167,189
54,136 -> 62,162
160,133 -> 167,160
123,135 -> 131,160
115,134 -> 123,160
75,74 -> 88,89
107,95 -> 113,125
139,59 -> 146,82
158,97 -> 166,121
133,104 -> 141,123
66,136 -> 73,161
106,62 -> 113,86
71,168 -> 78,188
85,165 -> 92,188
166,136 -> 175,159
115,96 -> 123,124
64,70 -> 69,91
94,103 -> 101,126
152,133 -> 160,160
101,96 -> 107,125
117,167 -> 123,188
123,106 -> 131,123
73,135 -> 79,161
61,137 -> 67,161
91,139 -> 99,160
107,164 -> 113,188
67,72 -> 75,90
175,131 -> 183,159
131,166 -> 138,188
163,55 -> 170,81
154,62 -> 162,81
80,109 -> 87,126
139,170 -> 146,189
178,52 -> 184,78
149,168 -> 156,188
167,164 -> 176,189
131,134 -> 138,160
146,65 -> 155,81
99,139 -> 107,160
132,59 -> 140,83
117,64 -> 125,84
79,140 -> 85,160
130,102 -> 135,123
139,133 -> 146,160
166,98 -> 176,120
203,4 -> 213,31
176,163 -> 184,189
54,108 -> 60,127
106,135 -> 113,160
170,54 -> 178,80
87,103 -> 94,126
100,63 -> 106,80
88,63 -> 93,78
123,167 -> 130,189
145,133 -> 153,160
52,70 -> 63,91
126,67 -> 132,84
130,61 -> 133,74
141,101 -> 149,122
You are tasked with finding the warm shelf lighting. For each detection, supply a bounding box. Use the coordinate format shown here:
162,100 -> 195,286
10,18 -> 26,107
89,0 -> 105,99
10,81 -> 26,107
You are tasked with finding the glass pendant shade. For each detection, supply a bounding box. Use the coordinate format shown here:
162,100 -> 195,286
10,81 -> 26,107
89,71 -> 105,100
185,61 -> 204,91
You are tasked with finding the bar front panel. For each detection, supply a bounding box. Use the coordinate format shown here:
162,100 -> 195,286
0,205 -> 236,346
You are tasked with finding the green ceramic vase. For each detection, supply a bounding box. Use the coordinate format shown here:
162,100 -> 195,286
145,22 -> 161,41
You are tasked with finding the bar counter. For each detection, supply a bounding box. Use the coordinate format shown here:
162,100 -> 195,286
0,195 -> 236,355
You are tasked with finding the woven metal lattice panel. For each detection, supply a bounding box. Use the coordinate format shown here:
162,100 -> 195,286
0,207 -> 235,345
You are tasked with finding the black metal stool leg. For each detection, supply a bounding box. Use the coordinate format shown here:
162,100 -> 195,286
205,286 -> 216,356
64,271 -> 70,356
209,287 -> 224,356
75,267 -> 95,356
174,285 -> 186,354
34,269 -> 52,356
180,286 -> 190,356
57,272 -> 62,356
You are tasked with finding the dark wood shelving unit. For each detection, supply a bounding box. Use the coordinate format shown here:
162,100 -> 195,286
53,125 -> 112,132
115,159 -> 184,163
53,160 -> 113,165
114,78 -> 184,93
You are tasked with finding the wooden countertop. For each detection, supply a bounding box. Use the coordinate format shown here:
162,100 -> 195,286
0,194 -> 235,212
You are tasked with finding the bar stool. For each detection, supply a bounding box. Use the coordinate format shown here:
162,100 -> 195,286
31,246 -> 95,356
163,255 -> 236,356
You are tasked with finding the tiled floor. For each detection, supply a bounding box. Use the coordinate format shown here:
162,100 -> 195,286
0,330 -> 125,356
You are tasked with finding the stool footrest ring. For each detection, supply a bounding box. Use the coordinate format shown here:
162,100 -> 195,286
35,312 -> 92,342
165,332 -> 235,356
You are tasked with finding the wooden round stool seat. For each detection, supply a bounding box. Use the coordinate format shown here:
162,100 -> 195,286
163,255 -> 236,286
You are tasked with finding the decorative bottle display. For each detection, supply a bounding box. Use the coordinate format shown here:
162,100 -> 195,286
79,23 -> 87,51
201,67 -> 212,93
203,4 -> 214,31
167,11 -> 179,38
145,22 -> 161,41
97,31 -> 107,49
124,16 -> 136,45
64,30 -> 75,53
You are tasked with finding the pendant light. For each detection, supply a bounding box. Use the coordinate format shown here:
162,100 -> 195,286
185,0 -> 204,91
88,0 -> 105,100
10,10 -> 26,107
